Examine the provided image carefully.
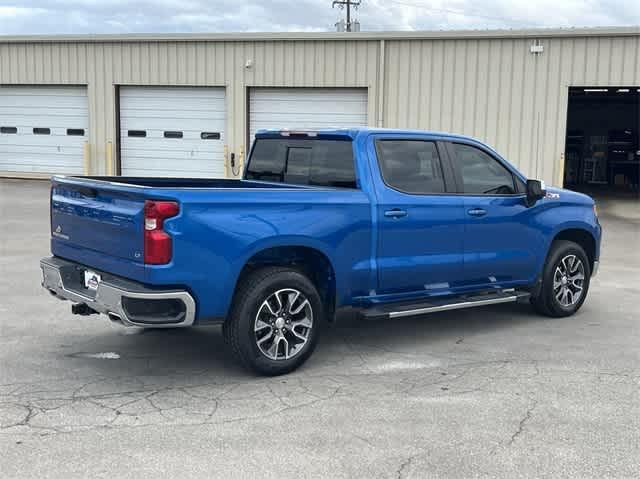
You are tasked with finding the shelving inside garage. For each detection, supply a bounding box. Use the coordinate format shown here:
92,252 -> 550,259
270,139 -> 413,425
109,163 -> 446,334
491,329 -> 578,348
564,87 -> 639,195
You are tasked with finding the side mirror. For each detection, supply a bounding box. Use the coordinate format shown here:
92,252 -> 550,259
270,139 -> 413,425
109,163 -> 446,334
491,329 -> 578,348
525,179 -> 546,207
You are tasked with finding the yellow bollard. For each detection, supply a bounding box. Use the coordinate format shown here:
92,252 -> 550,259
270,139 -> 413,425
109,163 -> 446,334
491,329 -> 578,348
223,144 -> 229,178
83,141 -> 90,175
238,145 -> 245,177
106,141 -> 114,176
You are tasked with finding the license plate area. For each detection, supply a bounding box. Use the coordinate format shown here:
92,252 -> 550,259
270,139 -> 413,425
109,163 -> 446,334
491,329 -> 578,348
83,270 -> 102,291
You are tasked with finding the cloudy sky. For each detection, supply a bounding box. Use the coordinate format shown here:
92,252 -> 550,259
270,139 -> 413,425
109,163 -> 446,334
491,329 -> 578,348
0,0 -> 639,35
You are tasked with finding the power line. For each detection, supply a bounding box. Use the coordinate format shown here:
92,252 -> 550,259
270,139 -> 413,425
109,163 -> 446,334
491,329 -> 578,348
333,0 -> 362,32
379,0 -> 542,26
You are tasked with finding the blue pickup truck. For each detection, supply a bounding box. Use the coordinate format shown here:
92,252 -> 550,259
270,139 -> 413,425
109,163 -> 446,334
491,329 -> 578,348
41,128 -> 601,375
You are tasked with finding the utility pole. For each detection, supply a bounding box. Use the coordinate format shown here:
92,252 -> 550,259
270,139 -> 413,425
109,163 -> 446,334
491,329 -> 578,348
333,0 -> 361,32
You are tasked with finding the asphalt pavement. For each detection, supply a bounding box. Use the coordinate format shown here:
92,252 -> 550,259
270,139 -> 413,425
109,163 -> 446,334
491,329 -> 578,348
1,179 -> 638,478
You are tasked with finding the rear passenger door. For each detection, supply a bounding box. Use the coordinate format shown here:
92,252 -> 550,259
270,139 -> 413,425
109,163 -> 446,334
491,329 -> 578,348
371,136 -> 465,295
445,141 -> 538,287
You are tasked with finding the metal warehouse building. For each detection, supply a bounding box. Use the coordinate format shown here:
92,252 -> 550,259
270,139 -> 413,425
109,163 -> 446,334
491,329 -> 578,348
1,27 -> 639,192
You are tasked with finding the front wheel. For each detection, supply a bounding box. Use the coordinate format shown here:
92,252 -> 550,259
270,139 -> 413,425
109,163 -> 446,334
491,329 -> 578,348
223,267 -> 323,376
531,240 -> 591,317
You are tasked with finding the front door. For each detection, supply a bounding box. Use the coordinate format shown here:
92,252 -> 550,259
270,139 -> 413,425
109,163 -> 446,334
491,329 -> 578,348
372,136 -> 465,295
446,141 -> 539,287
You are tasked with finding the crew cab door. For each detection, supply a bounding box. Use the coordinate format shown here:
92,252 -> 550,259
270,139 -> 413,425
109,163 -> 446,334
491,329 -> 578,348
445,141 -> 539,287
369,135 -> 465,295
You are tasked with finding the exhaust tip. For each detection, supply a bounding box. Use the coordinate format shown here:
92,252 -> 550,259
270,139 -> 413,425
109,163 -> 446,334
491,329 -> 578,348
71,303 -> 98,316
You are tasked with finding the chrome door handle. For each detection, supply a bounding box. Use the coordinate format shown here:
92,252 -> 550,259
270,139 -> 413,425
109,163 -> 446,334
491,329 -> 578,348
467,208 -> 487,217
384,209 -> 408,218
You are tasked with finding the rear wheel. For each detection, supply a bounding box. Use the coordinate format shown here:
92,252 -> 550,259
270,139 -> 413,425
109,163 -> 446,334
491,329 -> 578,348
531,240 -> 591,317
223,267 -> 323,375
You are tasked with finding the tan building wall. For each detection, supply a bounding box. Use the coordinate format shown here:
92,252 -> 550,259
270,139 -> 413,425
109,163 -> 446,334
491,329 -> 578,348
384,34 -> 640,185
1,28 -> 639,185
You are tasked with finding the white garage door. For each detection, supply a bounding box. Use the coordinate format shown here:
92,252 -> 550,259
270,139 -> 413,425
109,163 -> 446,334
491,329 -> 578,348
119,87 -> 226,177
249,88 -> 368,143
0,86 -> 88,175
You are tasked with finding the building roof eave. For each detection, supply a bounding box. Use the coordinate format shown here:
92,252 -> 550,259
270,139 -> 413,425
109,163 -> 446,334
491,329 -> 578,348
1,26 -> 639,44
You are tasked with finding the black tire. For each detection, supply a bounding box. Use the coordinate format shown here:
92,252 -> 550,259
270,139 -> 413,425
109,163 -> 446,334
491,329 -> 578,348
531,240 -> 591,318
223,266 -> 323,376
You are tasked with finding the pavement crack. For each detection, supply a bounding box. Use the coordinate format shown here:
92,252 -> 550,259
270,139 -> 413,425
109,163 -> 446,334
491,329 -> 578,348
1,404 -> 36,429
396,455 -> 415,479
507,399 -> 538,446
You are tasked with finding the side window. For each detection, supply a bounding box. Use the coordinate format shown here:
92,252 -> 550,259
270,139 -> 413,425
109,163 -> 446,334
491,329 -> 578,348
163,131 -> 183,139
376,140 -> 446,194
201,132 -> 221,140
451,143 -> 516,195
309,141 -> 356,188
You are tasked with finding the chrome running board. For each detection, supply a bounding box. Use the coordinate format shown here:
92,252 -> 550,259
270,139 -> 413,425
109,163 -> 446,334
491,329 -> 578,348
361,290 -> 530,320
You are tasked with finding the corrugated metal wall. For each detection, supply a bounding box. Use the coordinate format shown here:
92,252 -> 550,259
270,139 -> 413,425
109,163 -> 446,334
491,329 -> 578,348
0,40 -> 380,178
1,31 -> 639,185
384,35 -> 640,184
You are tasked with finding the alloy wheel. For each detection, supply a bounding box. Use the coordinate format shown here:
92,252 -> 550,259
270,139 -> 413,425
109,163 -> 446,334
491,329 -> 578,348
553,254 -> 586,307
254,288 -> 313,360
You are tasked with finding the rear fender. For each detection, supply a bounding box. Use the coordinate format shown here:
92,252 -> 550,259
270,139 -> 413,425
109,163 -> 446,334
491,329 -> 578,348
223,236 -> 339,316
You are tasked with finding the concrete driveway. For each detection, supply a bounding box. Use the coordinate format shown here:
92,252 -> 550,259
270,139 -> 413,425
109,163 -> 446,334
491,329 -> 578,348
0,179 -> 638,478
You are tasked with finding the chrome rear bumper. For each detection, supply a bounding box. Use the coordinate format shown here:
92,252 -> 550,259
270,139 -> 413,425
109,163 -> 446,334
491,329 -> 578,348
40,256 -> 196,328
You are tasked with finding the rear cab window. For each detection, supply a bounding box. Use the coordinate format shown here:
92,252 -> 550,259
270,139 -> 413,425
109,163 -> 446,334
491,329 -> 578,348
245,138 -> 357,189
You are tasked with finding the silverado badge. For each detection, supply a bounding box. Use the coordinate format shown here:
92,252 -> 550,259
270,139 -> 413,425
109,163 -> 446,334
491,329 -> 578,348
52,225 -> 70,240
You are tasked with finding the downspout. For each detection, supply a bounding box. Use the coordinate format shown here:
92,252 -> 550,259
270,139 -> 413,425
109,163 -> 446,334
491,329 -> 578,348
377,39 -> 385,127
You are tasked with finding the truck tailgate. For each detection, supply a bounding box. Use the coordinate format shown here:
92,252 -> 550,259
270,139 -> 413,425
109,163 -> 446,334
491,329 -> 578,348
51,177 -> 145,266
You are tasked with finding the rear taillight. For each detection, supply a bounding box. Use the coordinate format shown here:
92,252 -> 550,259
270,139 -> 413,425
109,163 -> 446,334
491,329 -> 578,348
144,200 -> 179,264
